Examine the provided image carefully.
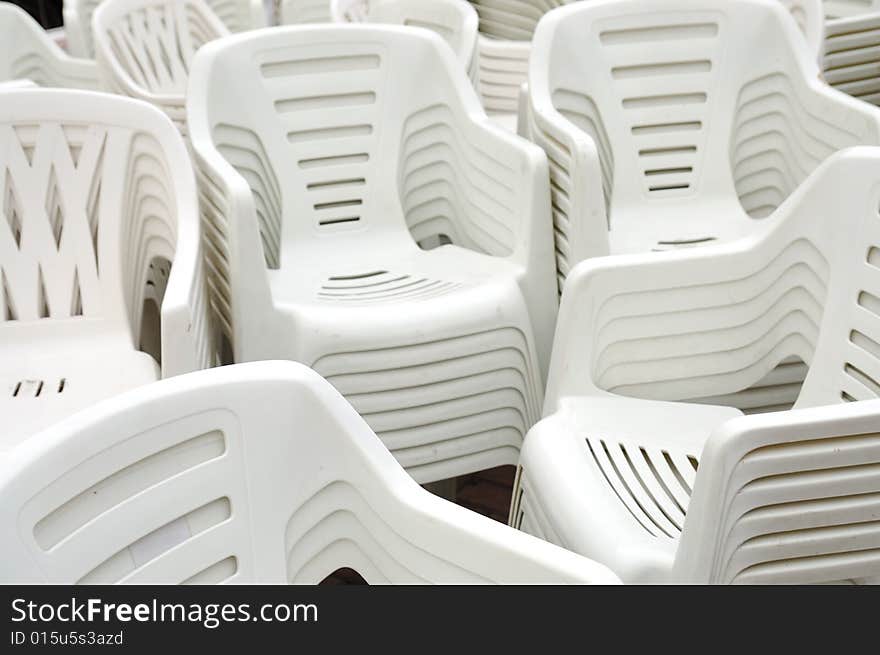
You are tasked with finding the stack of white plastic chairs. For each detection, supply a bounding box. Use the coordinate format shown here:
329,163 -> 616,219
823,0 -> 880,106
467,0 -> 570,130
327,0 -> 481,91
0,3 -> 98,89
6,0 -> 880,586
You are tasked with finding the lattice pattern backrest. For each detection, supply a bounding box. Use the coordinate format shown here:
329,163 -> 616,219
0,120 -> 178,342
468,0 -> 568,41
96,0 -> 224,96
68,0 -> 252,58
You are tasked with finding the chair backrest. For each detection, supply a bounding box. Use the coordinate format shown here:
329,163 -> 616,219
675,399 -> 880,583
0,3 -> 98,89
329,0 -> 479,86
92,0 -> 229,134
188,25 -> 478,259
278,0 -> 333,23
531,0 -> 852,222
0,89 -> 193,358
0,361 -> 618,584
65,0 -> 259,58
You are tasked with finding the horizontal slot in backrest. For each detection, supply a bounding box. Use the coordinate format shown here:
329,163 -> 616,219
257,47 -> 385,235
78,496 -> 231,583
592,14 -> 721,198
33,430 -> 226,550
837,217 -> 880,402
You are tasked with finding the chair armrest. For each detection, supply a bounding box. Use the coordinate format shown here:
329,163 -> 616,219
159,134 -> 216,376
526,92 -> 611,286
0,361 -> 620,584
675,399 -> 880,583
188,126 -> 277,360
544,221 -> 822,411
732,57 -> 880,217
160,203 -> 215,376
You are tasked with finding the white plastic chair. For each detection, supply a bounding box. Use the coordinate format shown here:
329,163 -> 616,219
277,0 -> 333,23
527,0 -> 880,281
64,0 -> 264,59
91,0 -> 230,136
187,25 -> 557,484
327,0 -> 480,90
823,1 -> 880,106
0,88 -> 213,452
513,147 -> 880,584
468,0 -> 570,131
0,361 -> 620,585
0,3 -> 98,89
779,0 -> 825,57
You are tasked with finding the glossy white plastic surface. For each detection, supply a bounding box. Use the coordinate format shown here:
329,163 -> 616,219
187,25 -> 557,483
0,361 -> 620,585
513,148 -> 880,584
0,89 -> 214,451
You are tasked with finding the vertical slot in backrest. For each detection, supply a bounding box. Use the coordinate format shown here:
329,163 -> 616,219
0,121 -> 108,323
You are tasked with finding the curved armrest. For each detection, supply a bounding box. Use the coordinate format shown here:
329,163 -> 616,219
188,125 -> 277,359
159,128 -> 216,376
545,221 -> 818,411
0,361 -> 620,584
527,93 -> 611,284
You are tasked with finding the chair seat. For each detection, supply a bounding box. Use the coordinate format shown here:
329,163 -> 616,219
0,347 -> 159,452
273,240 -> 524,310
608,202 -> 759,254
255,242 -> 542,482
516,394 -> 741,582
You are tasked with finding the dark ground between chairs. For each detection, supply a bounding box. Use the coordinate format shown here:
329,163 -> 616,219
321,466 -> 516,584
9,1 -> 63,28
